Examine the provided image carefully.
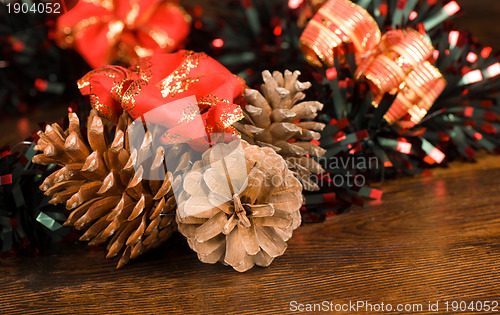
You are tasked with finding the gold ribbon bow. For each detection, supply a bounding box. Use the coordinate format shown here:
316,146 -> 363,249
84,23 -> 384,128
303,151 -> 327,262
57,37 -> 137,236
300,0 -> 446,128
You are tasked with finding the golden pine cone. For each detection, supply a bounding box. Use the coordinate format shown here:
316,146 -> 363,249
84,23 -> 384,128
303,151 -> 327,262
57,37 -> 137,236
33,110 -> 191,268
175,140 -> 303,272
233,70 -> 326,191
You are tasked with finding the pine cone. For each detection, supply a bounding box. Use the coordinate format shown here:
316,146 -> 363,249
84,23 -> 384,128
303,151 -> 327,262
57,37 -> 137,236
233,70 -> 326,191
176,140 -> 303,272
32,110 -> 191,268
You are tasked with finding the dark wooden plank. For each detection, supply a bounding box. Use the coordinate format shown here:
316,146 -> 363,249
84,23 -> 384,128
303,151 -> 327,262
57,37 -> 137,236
454,0 -> 500,51
1,154 -> 500,314
1,0 -> 500,314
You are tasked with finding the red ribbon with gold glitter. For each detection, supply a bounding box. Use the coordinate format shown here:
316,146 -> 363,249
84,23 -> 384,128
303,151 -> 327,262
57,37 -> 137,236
300,0 -> 446,128
56,0 -> 191,68
78,50 -> 245,146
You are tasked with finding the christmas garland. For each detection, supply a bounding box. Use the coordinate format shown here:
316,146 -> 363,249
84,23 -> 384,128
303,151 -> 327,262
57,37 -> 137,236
1,0 -> 499,272
0,3 -> 89,115
187,0 -> 500,220
0,138 -> 70,256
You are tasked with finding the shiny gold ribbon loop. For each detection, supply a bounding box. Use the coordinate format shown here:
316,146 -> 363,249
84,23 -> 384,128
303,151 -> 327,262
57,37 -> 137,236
383,61 -> 447,128
300,0 -> 381,67
300,0 -> 447,128
356,29 -> 435,94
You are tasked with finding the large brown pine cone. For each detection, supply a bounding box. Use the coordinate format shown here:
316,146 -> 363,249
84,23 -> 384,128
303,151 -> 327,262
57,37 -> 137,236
33,110 -> 191,268
176,140 -> 303,272
233,70 -> 326,191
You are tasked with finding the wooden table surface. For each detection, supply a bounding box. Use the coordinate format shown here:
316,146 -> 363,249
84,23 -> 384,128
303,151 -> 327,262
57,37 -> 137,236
2,0 -> 500,314
1,154 -> 500,314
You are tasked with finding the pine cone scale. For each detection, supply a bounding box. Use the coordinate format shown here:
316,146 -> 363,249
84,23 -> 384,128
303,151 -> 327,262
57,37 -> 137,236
234,71 -> 326,191
176,140 -> 303,272
33,110 -> 182,268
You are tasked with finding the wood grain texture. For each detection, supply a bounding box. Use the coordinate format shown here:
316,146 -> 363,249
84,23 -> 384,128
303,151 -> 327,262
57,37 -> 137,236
453,0 -> 500,51
1,0 -> 500,313
1,154 -> 500,314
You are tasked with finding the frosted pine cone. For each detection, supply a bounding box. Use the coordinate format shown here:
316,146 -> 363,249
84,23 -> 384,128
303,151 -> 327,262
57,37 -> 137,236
233,70 -> 326,191
33,110 -> 191,268
176,140 -> 303,272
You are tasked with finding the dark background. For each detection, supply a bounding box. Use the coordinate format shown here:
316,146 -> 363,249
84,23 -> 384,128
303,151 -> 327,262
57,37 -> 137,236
453,0 -> 500,50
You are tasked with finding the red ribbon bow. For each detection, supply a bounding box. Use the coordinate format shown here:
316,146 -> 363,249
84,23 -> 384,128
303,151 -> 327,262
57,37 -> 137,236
78,50 -> 246,146
57,0 -> 191,68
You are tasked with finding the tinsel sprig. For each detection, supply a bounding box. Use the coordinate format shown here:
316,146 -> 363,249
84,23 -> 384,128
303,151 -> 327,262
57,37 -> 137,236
185,0 -> 308,87
0,140 -> 69,256
0,2 -> 89,115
